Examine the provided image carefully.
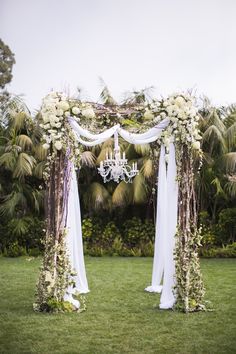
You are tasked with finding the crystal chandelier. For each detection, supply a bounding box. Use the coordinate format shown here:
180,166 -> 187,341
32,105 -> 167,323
98,131 -> 139,183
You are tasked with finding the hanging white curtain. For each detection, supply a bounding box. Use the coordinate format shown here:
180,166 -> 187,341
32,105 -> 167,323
64,165 -> 89,307
67,117 -> 178,310
145,145 -> 166,293
160,143 -> 178,308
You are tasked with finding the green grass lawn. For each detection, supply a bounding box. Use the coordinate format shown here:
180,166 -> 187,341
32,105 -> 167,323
0,257 -> 235,354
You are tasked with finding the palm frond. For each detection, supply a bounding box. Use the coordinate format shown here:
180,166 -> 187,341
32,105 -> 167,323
140,158 -> 154,178
34,144 -> 48,161
211,177 -> 226,198
15,134 -> 33,150
0,151 -> 17,171
0,189 -> 27,217
112,181 -> 133,206
202,125 -> 227,154
222,152 -> 236,173
33,161 -> 46,179
226,123 -> 236,150
224,177 -> 236,198
8,217 -> 30,236
134,144 -> 150,156
31,189 -> 44,212
133,173 -> 149,204
80,151 -> 96,168
13,153 -> 36,179
83,182 -> 111,211
99,78 -> 117,105
11,112 -> 29,131
207,109 -> 226,132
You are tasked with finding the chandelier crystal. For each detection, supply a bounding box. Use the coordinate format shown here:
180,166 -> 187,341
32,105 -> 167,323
97,131 -> 139,183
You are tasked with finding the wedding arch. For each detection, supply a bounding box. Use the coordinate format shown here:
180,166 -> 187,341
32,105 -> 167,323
34,91 -> 205,313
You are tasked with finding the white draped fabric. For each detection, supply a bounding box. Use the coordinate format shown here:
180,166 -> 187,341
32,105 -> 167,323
66,117 -> 178,309
64,166 -> 89,308
145,145 -> 166,294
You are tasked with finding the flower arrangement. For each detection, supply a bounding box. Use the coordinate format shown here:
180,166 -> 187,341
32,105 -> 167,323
153,93 -> 201,151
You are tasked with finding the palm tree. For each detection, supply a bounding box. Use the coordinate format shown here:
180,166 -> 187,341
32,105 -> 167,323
198,104 -> 236,222
0,96 -> 45,219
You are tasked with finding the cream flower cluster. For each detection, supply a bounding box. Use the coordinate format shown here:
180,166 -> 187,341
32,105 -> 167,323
40,92 -> 69,151
158,93 -> 201,152
40,92 -> 96,152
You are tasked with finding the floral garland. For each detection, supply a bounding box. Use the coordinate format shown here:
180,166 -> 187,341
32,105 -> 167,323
40,91 -> 202,152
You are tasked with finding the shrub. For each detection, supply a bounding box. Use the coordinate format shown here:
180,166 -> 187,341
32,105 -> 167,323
216,208 -> 236,244
122,217 -> 154,248
0,216 -> 44,254
201,243 -> 236,258
102,221 -> 121,249
3,241 -> 27,257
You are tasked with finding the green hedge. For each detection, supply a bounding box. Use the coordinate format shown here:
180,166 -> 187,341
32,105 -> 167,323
82,217 -> 155,257
1,214 -> 236,258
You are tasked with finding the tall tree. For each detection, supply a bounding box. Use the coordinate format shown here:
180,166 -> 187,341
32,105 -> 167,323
0,38 -> 15,104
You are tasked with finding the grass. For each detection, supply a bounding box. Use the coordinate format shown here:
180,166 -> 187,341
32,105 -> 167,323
0,257 -> 236,354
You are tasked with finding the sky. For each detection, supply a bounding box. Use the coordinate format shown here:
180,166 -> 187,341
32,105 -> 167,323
1,0 -> 236,112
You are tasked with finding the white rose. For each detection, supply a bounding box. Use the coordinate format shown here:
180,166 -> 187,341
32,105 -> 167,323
82,108 -> 95,119
64,111 -> 70,117
144,109 -> 154,120
163,101 -> 168,107
42,143 -> 50,150
42,114 -> 50,123
160,112 -> 166,118
57,100 -> 70,111
192,141 -> 201,150
54,141 -> 62,150
175,96 -> 185,107
56,109 -> 64,116
72,106 -> 80,115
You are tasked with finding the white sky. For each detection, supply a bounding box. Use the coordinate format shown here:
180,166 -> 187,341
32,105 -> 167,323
1,0 -> 236,112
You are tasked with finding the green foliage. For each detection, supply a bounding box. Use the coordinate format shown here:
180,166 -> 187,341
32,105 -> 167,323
3,241 -> 27,257
102,221 -> 121,248
0,38 -> 15,90
201,243 -> 236,258
217,208 -> 236,243
0,216 -> 44,254
82,217 -> 155,256
122,217 -> 154,247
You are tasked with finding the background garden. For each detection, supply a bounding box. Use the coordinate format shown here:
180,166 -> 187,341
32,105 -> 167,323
0,38 -> 236,260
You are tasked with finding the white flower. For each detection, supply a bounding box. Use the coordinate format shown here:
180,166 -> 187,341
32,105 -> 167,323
55,122 -> 62,128
64,111 -> 70,117
57,100 -> 70,111
192,141 -> 201,150
72,106 -> 80,115
45,271 -> 53,283
81,108 -> 95,119
54,141 -> 62,150
56,109 -> 64,116
42,143 -> 50,150
144,109 -> 154,120
75,148 -> 80,155
175,96 -> 185,107
42,114 -> 50,123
